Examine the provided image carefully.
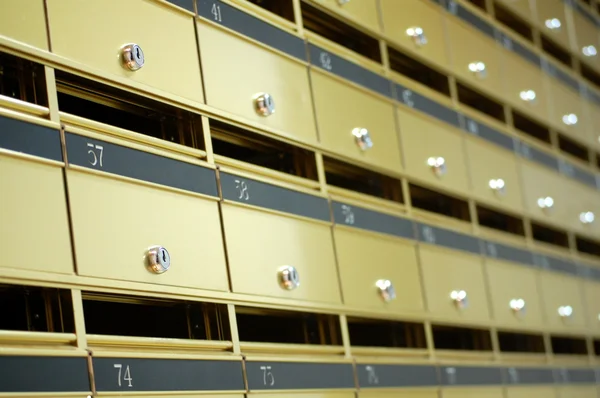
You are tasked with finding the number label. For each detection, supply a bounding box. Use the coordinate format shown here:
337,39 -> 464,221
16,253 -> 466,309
401,89 -> 415,108
447,0 -> 458,14
507,368 -> 519,383
341,204 -> 355,225
87,142 -> 104,168
559,160 -> 575,177
234,179 -> 250,201
113,364 -> 133,388
466,119 -> 479,135
445,367 -> 457,384
519,142 -> 532,159
421,226 -> 436,244
365,365 -> 379,385
319,52 -> 332,71
486,242 -> 498,258
211,3 -> 222,22
260,365 -> 275,386
501,35 -> 513,50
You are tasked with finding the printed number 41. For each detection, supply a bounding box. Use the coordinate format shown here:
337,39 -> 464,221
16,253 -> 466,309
211,3 -> 222,22
114,364 -> 133,388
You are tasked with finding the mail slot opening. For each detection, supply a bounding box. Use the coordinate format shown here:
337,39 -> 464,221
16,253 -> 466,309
498,331 -> 545,353
576,235 -> 600,258
324,156 -> 403,203
387,46 -> 451,97
211,119 -> 318,181
236,306 -> 342,346
581,63 -> 600,89
0,283 -> 74,334
456,82 -> 506,123
409,183 -> 471,222
493,2 -> 534,42
82,292 -> 230,342
541,35 -> 571,67
465,0 -> 486,12
432,324 -> 493,351
596,153 -> 600,169
54,70 -> 204,152
347,317 -> 427,349
245,0 -> 295,22
512,110 -> 551,144
531,222 -> 569,249
558,135 -> 590,162
594,339 -> 600,355
551,335 -> 588,355
476,204 -> 525,237
301,1 -> 382,63
0,50 -> 48,107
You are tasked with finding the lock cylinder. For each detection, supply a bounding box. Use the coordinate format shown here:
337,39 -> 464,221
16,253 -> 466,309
278,265 -> 300,290
120,43 -> 145,71
254,92 -> 275,116
145,246 -> 171,274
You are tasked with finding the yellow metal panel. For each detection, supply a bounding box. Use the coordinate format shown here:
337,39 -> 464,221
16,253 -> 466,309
496,0 -> 534,22
68,171 -> 229,291
571,12 -> 600,70
539,271 -> 586,329
0,0 -> 48,50
334,228 -> 424,313
0,156 -> 73,274
322,0 -> 380,33
547,78 -> 590,146
506,387 -> 558,398
535,0 -> 570,48
312,71 -> 402,173
47,0 -> 204,103
442,387 -> 504,398
196,21 -> 318,145
222,204 -> 342,304
557,386 -> 598,398
583,280 -> 600,331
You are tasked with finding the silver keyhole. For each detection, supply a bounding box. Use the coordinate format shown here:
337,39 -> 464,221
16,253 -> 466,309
254,93 -> 275,116
146,246 -> 170,274
121,43 -> 144,71
277,265 -> 300,290
352,127 -> 373,151
375,279 -> 396,302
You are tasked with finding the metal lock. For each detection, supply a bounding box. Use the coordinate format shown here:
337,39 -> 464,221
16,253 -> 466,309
468,61 -> 486,79
145,246 -> 171,274
519,90 -> 536,103
545,18 -> 561,30
254,92 -> 275,116
427,156 -> 446,177
558,305 -> 573,319
580,211 -> 595,224
406,26 -> 427,47
489,178 -> 506,195
352,127 -> 373,151
509,298 -> 526,314
450,290 -> 468,309
562,113 -> 578,126
278,265 -> 300,290
375,279 -> 396,302
120,43 -> 145,71
537,196 -> 554,210
583,45 -> 597,57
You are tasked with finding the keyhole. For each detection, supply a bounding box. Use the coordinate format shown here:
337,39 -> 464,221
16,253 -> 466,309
135,47 -> 141,61
161,249 -> 167,263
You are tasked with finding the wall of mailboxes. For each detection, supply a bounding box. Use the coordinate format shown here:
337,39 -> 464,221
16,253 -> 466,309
6,0 -> 600,396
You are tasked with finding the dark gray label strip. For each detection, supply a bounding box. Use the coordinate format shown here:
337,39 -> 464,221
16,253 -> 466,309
483,240 -> 536,267
332,201 -> 415,239
0,116 -> 62,162
447,1 -> 496,39
356,364 -> 438,388
197,0 -> 306,61
308,44 -> 393,98
516,141 -> 560,172
441,366 -> 504,386
505,367 -> 555,385
542,58 -> 580,92
65,133 -> 218,197
395,84 -> 462,128
0,356 -> 90,393
417,223 -> 481,254
567,369 -> 597,384
534,253 -> 578,275
580,265 -> 600,281
220,172 -> 330,222
461,116 -> 514,151
558,159 -> 597,188
572,0 -> 600,27
583,85 -> 600,106
167,0 -> 195,12
93,358 -> 244,392
506,35 -> 541,68
554,368 -> 570,384
246,362 -> 355,390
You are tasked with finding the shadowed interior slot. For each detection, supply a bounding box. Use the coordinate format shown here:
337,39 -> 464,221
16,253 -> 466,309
346,317 -> 427,348
457,83 -> 506,122
594,339 -> 600,355
0,50 -> 48,106
54,70 -> 204,150
211,119 -> 318,180
597,153 -> 600,169
498,331 -> 545,353
432,324 -> 493,351
581,62 -> 600,89
466,0 -> 487,11
301,1 -> 381,63
324,156 -> 403,203
551,335 -> 588,355
82,292 -> 230,341
512,111 -> 551,144
541,35 -> 572,67
409,183 -> 471,222
0,284 -> 74,333
236,306 -> 342,345
387,46 -> 450,96
493,2 -> 533,41
531,222 -> 569,248
246,0 -> 295,22
576,235 -> 600,257
558,134 -> 590,162
477,205 -> 525,236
